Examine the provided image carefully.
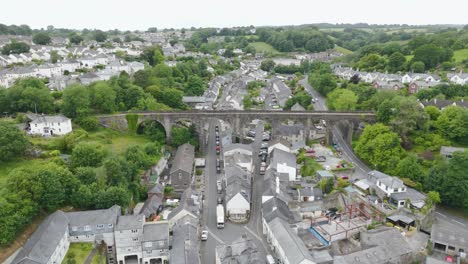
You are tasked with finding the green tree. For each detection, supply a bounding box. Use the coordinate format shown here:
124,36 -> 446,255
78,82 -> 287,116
396,155 -> 424,182
1,42 -> 30,55
412,44 -> 452,69
435,106 -> 468,142
89,81 -> 116,113
388,52 -> 406,72
356,53 -> 387,71
95,186 -> 130,209
309,73 -> 336,95
61,84 -> 91,118
32,32 -> 51,45
94,30 -> 107,42
260,59 -> 275,72
390,98 -> 429,140
327,89 -> 358,110
424,105 -> 440,121
4,78 -> 55,113
426,191 -> 441,208
125,145 -> 153,170
50,50 -> 61,63
425,152 -> 468,208
74,167 -> 97,185
185,75 -> 205,96
411,61 -> 425,73
171,126 -> 192,147
355,123 -> 405,173
68,33 -> 84,45
104,156 -> 136,185
71,143 -> 105,168
0,121 -> 29,162
75,116 -> 99,132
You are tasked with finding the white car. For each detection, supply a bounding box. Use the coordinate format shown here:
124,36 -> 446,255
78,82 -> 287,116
201,230 -> 208,241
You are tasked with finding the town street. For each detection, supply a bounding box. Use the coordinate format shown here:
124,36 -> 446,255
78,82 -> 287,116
200,120 -> 267,264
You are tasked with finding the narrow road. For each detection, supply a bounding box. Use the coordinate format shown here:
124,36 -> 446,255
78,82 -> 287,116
299,78 -> 371,178
200,120 -> 267,263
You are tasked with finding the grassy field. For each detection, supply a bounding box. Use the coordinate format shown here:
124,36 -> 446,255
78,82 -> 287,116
250,42 -> 280,55
454,49 -> 468,63
62,243 -> 94,264
334,45 -> 353,55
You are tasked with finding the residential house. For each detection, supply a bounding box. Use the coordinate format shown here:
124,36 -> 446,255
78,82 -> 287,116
167,186 -> 201,229
170,215 -> 201,264
25,114 -> 72,136
141,222 -> 170,264
419,99 -> 468,110
333,227 -> 416,264
137,184 -> 164,220
60,60 -> 81,73
297,185 -> 323,202
264,217 -> 316,264
268,139 -> 292,154
367,170 -> 406,197
223,144 -> 253,172
115,215 -> 145,264
440,146 -> 466,159
269,148 -> 297,182
169,143 -> 195,194
447,72 -> 468,85
13,206 -> 121,264
271,77 -> 292,107
272,123 -> 310,150
225,166 -> 251,222
78,72 -> 100,85
372,80 -> 403,90
215,235 -> 262,264
408,81 -> 441,94
262,167 -> 294,204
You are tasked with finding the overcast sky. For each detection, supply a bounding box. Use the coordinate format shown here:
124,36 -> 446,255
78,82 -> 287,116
2,0 -> 467,30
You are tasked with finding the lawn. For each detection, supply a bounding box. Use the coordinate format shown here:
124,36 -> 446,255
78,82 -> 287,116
454,49 -> 468,63
62,243 -> 94,264
250,42 -> 280,55
334,45 -> 353,55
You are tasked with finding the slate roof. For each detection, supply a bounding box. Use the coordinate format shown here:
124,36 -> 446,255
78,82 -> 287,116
142,222 -> 169,242
116,214 -> 144,231
225,166 -> 251,203
26,114 -> 71,124
170,143 -> 195,174
170,215 -> 200,264
270,148 -> 296,169
431,217 -> 468,250
262,196 -> 299,224
168,186 -> 201,220
268,218 -> 314,264
12,211 -> 69,264
215,235 -> 262,264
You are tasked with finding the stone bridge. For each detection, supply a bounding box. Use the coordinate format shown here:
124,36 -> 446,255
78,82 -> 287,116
97,110 -> 375,146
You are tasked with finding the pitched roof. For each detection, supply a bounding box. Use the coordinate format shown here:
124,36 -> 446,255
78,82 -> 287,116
170,143 -> 195,174
268,218 -> 315,264
168,186 -> 201,220
116,214 -> 144,231
216,235 -> 262,264
26,114 -> 71,124
170,215 -> 200,264
142,222 -> 169,242
13,211 -> 69,264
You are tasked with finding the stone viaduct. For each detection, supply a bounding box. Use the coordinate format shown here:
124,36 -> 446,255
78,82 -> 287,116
97,110 -> 375,149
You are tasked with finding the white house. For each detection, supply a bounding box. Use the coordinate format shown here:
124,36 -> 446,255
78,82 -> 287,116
115,215 -> 145,264
225,166 -> 251,222
367,170 -> 406,197
269,148 -> 297,181
26,114 -> 72,136
447,72 -> 468,85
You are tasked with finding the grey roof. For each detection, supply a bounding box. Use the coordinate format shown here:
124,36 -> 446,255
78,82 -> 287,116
168,186 -> 201,220
116,214 -> 144,231
431,217 -> 468,250
270,148 -> 296,169
12,211 -> 69,264
262,168 -> 294,204
316,170 -> 334,178
79,72 -> 99,79
142,222 -> 169,242
333,228 -> 413,264
262,197 -> 299,224
390,188 -> 426,202
182,96 -> 207,103
170,143 -> 195,174
273,123 -> 304,136
387,214 -> 415,225
66,205 -> 120,227
148,183 -> 164,196
223,143 -> 253,154
215,235 -> 262,264
267,217 -> 315,264
139,195 -> 163,218
26,114 -> 71,124
170,215 -> 200,264
291,102 -> 305,111
367,170 -> 404,189
225,166 -> 251,203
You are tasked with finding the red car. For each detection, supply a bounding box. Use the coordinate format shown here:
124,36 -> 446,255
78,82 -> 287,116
341,175 -> 349,180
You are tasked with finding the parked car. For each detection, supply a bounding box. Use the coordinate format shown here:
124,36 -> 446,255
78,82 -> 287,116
258,150 -> 268,156
306,149 -> 315,153
201,230 -> 208,241
217,197 -> 223,204
341,175 -> 349,180
215,125 -> 219,132
315,156 -> 326,162
261,142 -> 269,148
261,154 -> 268,162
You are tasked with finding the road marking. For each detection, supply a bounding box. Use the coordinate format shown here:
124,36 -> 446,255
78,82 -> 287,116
452,220 -> 466,226
244,226 -> 264,242
436,212 -> 447,218
207,228 -> 225,244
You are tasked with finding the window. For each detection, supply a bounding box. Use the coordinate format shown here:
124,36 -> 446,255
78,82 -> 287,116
58,122 -> 60,126
448,246 -> 456,251
385,186 -> 388,191
96,224 -> 104,229
394,188 -> 398,192
84,225 -> 91,231
144,242 -> 152,248
159,241 -> 165,246
133,238 -> 139,242
108,224 -> 113,228
399,201 -> 405,206
71,226 -> 78,231
132,229 -> 138,233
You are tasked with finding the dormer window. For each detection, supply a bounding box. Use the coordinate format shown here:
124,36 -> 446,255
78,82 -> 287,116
96,224 -> 104,229
71,226 -> 78,231
108,224 -> 113,228
84,225 -> 91,231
